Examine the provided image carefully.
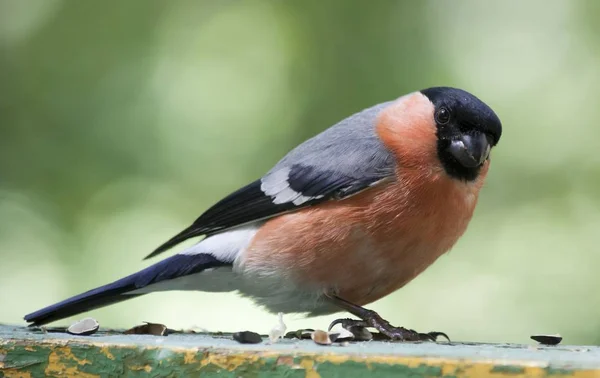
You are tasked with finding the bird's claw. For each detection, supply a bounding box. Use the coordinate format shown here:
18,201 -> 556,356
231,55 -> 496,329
328,314 -> 450,342
328,318 -> 367,331
422,331 -> 450,342
328,318 -> 373,341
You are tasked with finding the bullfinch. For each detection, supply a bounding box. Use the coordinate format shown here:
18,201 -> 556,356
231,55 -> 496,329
24,87 -> 502,341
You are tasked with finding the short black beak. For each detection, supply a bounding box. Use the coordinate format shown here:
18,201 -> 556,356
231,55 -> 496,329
447,132 -> 490,168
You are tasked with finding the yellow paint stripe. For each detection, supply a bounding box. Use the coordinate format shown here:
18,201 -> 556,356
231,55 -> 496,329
44,346 -> 99,378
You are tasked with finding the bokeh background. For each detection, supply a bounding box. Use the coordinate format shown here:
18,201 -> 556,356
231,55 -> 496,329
2,0 -> 600,345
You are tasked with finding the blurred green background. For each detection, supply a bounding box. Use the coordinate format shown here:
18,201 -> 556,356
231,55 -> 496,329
2,0 -> 600,345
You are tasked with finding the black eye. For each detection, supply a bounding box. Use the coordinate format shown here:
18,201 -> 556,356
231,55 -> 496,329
436,107 -> 450,125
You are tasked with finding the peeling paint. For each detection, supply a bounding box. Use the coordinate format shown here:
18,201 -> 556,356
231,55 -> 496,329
45,347 -> 97,378
1,368 -> 33,378
200,351 -> 262,371
1,326 -> 600,377
183,350 -> 197,364
100,346 -> 115,360
1,342 -> 598,377
130,364 -> 153,372
275,355 -> 295,367
299,358 -> 321,378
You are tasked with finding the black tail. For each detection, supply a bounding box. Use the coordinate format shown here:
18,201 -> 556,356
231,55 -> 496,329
24,253 -> 229,326
24,285 -> 143,326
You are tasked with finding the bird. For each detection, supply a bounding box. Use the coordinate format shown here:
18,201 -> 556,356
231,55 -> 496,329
24,86 -> 502,341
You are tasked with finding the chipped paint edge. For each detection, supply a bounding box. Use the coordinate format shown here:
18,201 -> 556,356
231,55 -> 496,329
1,338 -> 599,378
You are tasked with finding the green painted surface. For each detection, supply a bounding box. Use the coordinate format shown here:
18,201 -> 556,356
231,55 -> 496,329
1,325 -> 600,377
490,365 -> 527,375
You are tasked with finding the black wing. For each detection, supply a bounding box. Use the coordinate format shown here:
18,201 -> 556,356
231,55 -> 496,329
144,162 -> 394,260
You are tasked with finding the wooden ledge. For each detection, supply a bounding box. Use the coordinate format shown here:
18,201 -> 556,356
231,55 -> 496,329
1,325 -> 599,377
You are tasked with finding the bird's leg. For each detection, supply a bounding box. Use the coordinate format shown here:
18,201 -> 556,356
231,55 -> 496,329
325,293 -> 449,342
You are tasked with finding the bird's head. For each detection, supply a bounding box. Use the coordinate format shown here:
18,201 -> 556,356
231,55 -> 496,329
421,87 -> 502,181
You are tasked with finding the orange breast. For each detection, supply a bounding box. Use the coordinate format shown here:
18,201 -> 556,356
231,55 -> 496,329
242,162 -> 488,306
